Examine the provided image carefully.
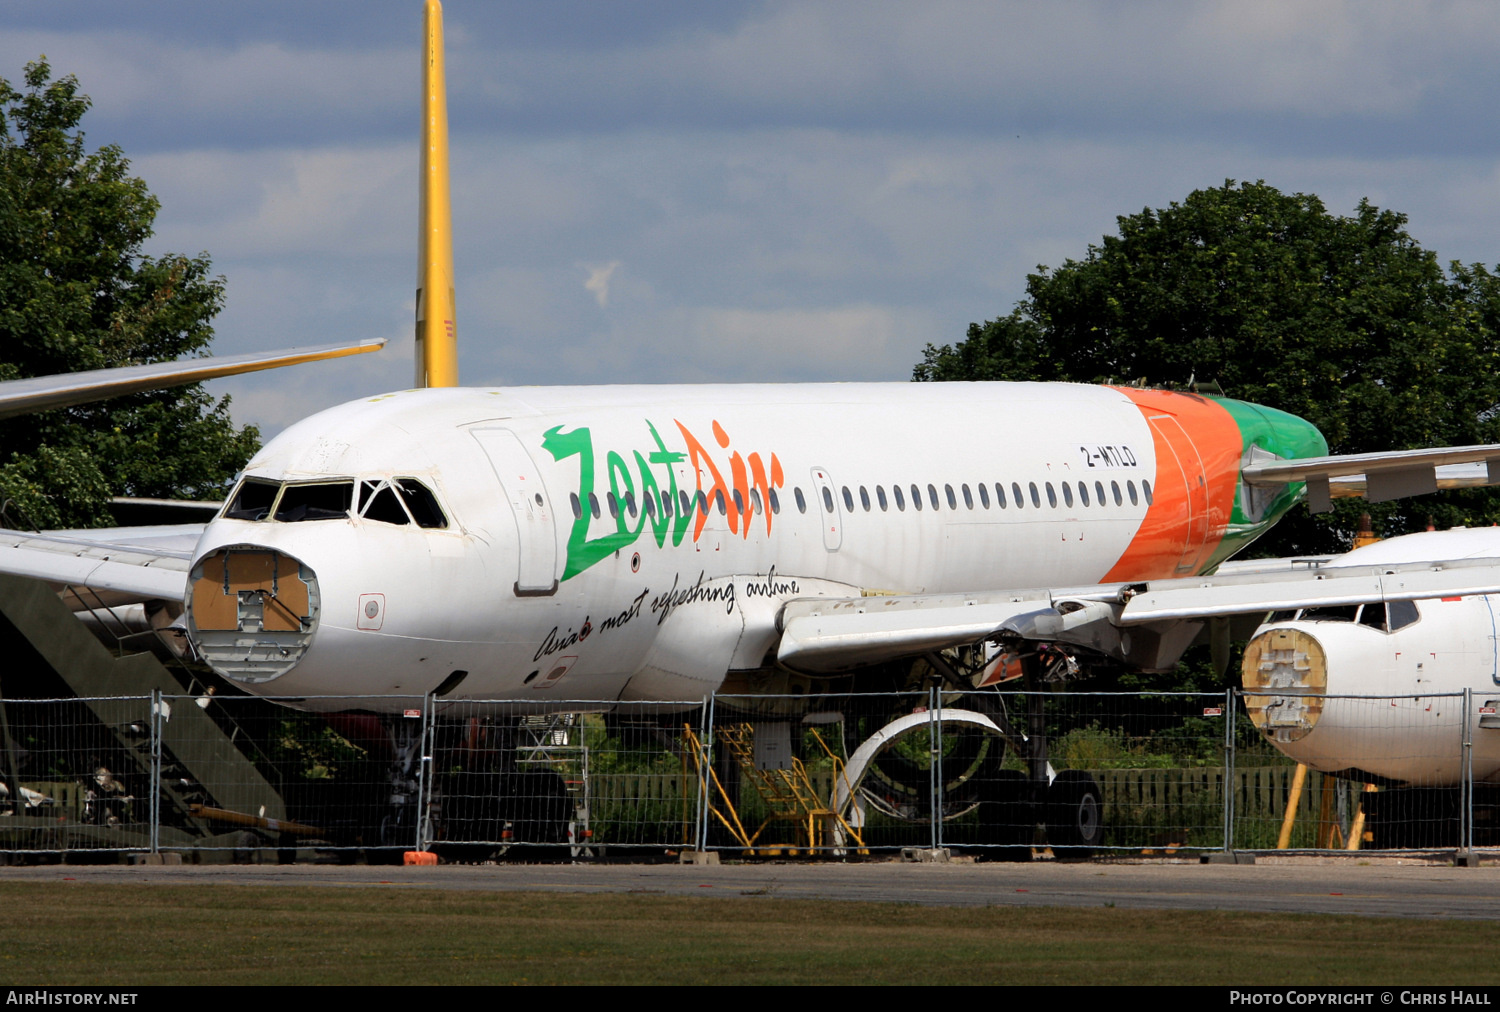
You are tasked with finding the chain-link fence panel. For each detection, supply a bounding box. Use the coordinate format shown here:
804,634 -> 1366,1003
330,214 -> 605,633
160,694 -> 426,860
937,690 -> 1233,855
0,696 -> 154,855
1233,690 -> 1468,851
707,692 -> 943,854
428,699 -> 709,857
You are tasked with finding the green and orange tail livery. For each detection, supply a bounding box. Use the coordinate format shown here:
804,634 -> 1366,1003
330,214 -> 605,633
1103,388 -> 1326,582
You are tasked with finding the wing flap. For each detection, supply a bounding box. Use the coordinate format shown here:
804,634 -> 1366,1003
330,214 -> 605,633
776,556 -> 1500,673
1120,557 -> 1500,622
0,528 -> 194,603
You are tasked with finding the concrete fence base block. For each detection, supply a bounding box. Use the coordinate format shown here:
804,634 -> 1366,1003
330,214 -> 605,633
1201,851 -> 1256,865
128,852 -> 183,866
679,850 -> 720,866
901,847 -> 951,863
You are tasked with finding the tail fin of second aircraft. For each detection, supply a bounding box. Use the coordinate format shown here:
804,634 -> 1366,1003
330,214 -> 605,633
415,0 -> 458,388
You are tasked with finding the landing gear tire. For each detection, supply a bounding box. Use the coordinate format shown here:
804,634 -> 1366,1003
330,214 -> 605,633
1046,770 -> 1103,857
976,769 -> 1035,862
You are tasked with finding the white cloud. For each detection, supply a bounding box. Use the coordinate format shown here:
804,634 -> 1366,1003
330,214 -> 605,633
583,261 -> 621,308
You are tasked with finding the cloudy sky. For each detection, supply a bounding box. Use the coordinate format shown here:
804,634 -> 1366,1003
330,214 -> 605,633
4,1 -> 1499,435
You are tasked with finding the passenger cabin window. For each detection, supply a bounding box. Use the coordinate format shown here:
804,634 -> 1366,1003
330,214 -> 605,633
769,489 -> 781,514
911,484 -> 923,511
569,493 -> 583,519
276,481 -> 353,522
945,484 -> 957,510
978,483 -> 990,509
225,479 -> 280,520
750,489 -> 762,515
795,487 -> 807,513
732,489 -> 744,515
1045,482 -> 1057,508
1012,482 -> 1024,509
1143,480 -> 1154,505
877,485 -> 888,511
715,490 -> 727,516
842,486 -> 854,512
894,485 -> 906,510
607,493 -> 619,518
1062,482 -> 1073,508
679,490 -> 692,515
661,491 -> 673,517
590,493 -> 602,519
822,487 -> 835,513
643,492 -> 657,517
1077,481 -> 1089,507
1029,482 -> 1041,508
1127,481 -> 1139,506
1111,480 -> 1122,506
859,486 -> 871,511
928,484 -> 940,510
995,483 -> 1007,509
1095,480 -> 1106,506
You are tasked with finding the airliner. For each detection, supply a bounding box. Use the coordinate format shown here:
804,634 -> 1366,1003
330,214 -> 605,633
6,1 -> 1500,852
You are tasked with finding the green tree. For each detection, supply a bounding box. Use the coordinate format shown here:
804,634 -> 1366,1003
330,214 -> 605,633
915,180 -> 1500,556
0,59 -> 258,530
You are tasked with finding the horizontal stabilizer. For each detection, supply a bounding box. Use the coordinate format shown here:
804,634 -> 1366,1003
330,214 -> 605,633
1242,443 -> 1500,512
0,338 -> 386,420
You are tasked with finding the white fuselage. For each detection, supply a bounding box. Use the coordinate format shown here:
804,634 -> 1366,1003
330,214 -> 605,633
186,383 -> 1256,712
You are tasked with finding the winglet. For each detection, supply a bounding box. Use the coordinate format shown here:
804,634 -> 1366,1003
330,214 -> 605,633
415,0 -> 458,388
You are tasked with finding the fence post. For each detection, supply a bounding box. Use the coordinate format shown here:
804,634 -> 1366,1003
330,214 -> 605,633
1223,687 -> 1236,854
1463,687 -> 1474,855
697,694 -> 716,853
150,689 -> 162,856
934,685 -> 944,852
415,694 -> 434,853
926,685 -> 938,852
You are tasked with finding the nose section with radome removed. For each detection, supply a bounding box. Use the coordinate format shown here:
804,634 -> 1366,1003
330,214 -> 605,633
1241,625 -> 1328,743
185,545 -> 320,683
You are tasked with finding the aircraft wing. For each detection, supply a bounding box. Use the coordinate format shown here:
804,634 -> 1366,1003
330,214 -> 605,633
0,338 -> 385,420
1241,444 -> 1500,512
0,526 -> 197,608
776,556 -> 1500,674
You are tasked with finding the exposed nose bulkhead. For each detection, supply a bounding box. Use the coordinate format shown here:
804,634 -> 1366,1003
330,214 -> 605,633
186,546 -> 320,683
1241,626 -> 1327,743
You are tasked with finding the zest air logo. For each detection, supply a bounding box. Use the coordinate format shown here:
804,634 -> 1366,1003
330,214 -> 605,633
542,420 -> 784,581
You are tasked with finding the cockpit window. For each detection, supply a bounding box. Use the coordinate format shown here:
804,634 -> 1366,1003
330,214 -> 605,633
274,482 -> 354,522
1388,599 -> 1420,631
224,479 -> 280,520
396,479 -> 447,529
361,482 -> 410,526
1298,605 -> 1358,623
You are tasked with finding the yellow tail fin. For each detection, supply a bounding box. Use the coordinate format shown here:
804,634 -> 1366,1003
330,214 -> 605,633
415,0 -> 457,387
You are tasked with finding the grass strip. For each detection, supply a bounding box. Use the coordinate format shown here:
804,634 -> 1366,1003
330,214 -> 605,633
0,882 -> 1493,986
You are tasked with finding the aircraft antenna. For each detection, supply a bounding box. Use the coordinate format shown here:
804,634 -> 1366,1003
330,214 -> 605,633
415,0 -> 458,387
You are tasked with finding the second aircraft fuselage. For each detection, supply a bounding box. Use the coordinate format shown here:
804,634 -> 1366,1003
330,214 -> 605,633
184,381 -> 1324,710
